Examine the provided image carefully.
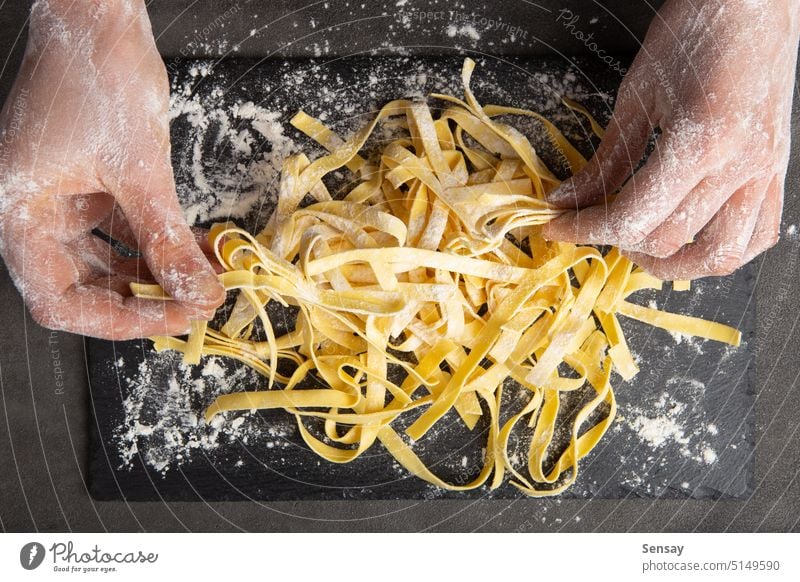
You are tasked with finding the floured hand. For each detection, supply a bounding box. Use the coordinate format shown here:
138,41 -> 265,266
546,0 -> 800,279
0,0 -> 224,340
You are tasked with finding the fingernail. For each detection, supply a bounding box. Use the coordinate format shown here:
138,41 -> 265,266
547,180 -> 576,206
169,268 -> 224,308
197,306 -> 218,320
181,299 -> 218,320
198,271 -> 226,306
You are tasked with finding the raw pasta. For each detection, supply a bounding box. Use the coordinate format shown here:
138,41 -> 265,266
133,58 -> 740,496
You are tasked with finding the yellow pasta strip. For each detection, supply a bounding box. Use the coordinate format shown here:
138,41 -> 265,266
673,280 -> 692,292
618,301 -> 741,346
562,96 -> 606,138
132,58 -> 743,497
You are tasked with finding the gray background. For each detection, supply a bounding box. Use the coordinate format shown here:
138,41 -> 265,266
1,0 -> 798,532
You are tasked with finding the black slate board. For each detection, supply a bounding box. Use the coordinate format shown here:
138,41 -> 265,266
87,56 -> 756,502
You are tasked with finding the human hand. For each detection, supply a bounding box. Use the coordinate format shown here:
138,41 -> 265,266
546,0 -> 800,279
0,0 -> 224,340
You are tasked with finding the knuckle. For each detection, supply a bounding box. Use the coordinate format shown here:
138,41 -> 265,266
638,236 -> 684,259
705,247 -> 744,276
615,223 -> 650,247
607,205 -> 661,248
653,240 -> 684,259
665,117 -> 727,165
110,155 -> 171,199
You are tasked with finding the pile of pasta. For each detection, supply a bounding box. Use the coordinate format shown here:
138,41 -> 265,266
134,58 -> 741,496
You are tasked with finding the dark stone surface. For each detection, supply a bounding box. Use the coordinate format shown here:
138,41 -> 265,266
1,0 -> 799,532
0,1 -> 665,61
86,55 -> 756,503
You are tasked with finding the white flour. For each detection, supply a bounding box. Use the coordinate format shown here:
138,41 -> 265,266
168,66 -> 297,226
611,372 -> 733,495
115,353 -> 293,474
620,378 -> 720,465
446,24 -> 481,41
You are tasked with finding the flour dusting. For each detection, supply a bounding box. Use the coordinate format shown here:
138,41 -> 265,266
168,67 -> 297,226
114,354 -> 293,474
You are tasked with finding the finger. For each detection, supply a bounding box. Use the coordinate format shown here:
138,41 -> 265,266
37,285 -> 194,340
545,124 -> 714,246
742,175 -> 783,264
623,178 -> 765,280
547,90 -> 655,210
68,234 -> 151,279
113,160 -> 225,314
96,214 -> 215,262
625,173 -> 749,258
97,192 -> 222,275
83,274 -> 155,297
3,228 -> 192,339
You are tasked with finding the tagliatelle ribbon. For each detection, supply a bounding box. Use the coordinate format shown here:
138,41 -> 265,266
131,58 -> 741,496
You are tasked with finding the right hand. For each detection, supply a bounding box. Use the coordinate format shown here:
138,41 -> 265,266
0,0 -> 224,340
545,0 -> 799,280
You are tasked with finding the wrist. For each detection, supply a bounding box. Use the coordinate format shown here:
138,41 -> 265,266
32,0 -> 146,24
41,0 -> 144,8
743,0 -> 800,36
29,0 -> 151,56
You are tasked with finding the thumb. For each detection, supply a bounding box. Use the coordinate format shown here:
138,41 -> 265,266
114,164 -> 225,315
